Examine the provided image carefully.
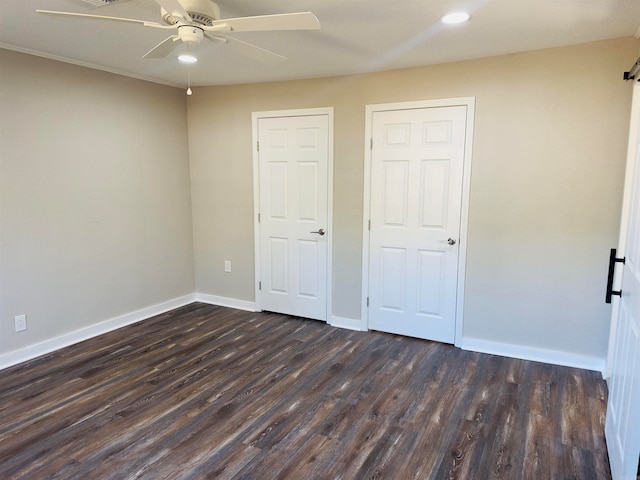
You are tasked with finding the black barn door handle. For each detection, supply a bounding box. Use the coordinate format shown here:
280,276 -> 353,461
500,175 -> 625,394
606,248 -> 625,304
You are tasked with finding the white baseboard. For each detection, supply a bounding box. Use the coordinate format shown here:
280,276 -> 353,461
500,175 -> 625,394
459,337 -> 605,374
0,294 -> 196,371
3,295 -> 604,376
330,315 -> 366,331
195,293 -> 256,312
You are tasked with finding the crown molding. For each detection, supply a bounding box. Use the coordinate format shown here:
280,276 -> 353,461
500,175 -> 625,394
0,43 -> 182,88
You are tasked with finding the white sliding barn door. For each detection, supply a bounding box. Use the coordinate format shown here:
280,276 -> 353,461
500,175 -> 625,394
606,84 -> 640,480
366,104 -> 469,343
255,112 -> 330,321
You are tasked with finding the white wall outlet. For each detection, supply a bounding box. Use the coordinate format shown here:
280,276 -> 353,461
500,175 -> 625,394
15,314 -> 27,332
224,260 -> 231,273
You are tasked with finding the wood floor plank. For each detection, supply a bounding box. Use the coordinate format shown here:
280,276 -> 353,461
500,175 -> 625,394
0,303 -> 611,479
269,433 -> 334,480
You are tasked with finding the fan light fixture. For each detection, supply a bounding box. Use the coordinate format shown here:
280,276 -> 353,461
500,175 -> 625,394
178,54 -> 198,63
441,12 -> 470,24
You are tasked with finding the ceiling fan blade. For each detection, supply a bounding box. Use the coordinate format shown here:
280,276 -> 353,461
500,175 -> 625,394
36,9 -> 166,28
206,12 -> 320,33
143,35 -> 181,59
152,0 -> 192,22
211,34 -> 286,65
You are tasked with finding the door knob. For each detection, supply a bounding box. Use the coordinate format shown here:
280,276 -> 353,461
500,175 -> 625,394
447,237 -> 456,245
310,228 -> 326,236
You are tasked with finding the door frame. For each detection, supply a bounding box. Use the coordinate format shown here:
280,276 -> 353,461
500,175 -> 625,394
361,98 -> 475,345
252,107 -> 334,320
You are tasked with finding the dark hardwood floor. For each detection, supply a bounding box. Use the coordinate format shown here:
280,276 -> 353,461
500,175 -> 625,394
0,303 -> 610,479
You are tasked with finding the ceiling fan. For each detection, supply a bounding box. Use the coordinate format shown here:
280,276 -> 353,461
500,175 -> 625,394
36,0 -> 321,64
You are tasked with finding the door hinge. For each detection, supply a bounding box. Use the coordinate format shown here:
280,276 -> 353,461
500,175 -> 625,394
257,141 -> 259,152
368,219 -> 371,231
370,138 -> 373,149
259,281 -> 262,290
366,297 -> 369,307
258,213 -> 261,223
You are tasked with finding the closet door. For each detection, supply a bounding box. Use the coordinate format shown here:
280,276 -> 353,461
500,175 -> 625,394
605,83 -> 640,480
256,113 -> 330,321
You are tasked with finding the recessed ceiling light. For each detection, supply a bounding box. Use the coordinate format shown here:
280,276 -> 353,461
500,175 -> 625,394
178,54 -> 198,64
441,12 -> 470,24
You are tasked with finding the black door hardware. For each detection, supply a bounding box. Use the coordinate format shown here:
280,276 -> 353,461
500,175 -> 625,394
606,248 -> 625,304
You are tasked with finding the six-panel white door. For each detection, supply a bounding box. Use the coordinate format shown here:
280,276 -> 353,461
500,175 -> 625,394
368,106 -> 467,343
257,114 -> 329,321
606,84 -> 640,480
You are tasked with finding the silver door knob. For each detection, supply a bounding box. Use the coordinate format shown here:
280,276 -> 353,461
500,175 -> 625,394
310,228 -> 325,236
447,237 -> 456,245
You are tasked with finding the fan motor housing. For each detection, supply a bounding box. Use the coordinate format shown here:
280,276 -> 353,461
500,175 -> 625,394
161,0 -> 221,26
177,25 -> 204,43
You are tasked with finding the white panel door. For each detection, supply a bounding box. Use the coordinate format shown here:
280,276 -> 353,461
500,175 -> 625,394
368,106 -> 467,343
606,84 -> 640,480
258,114 -> 328,321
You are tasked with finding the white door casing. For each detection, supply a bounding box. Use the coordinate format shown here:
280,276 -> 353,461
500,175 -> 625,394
252,109 -> 333,321
362,98 -> 475,344
605,83 -> 640,480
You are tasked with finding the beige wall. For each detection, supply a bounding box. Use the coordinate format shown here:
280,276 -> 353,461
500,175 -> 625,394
1,36 -> 636,365
189,37 -> 638,361
0,49 -> 195,355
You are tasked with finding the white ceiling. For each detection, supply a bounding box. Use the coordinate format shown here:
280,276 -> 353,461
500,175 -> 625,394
1,0 -> 639,88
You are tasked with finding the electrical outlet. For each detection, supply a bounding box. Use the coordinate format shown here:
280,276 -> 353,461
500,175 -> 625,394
15,314 -> 27,332
224,260 -> 231,273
